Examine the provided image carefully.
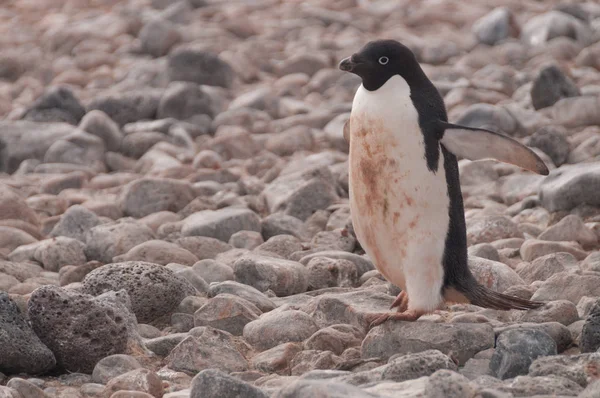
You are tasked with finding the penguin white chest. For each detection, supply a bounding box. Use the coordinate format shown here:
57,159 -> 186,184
348,75 -> 451,311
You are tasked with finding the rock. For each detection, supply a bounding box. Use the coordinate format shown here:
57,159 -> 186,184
468,256 -> 526,294
581,304 -> 600,353
362,321 -> 494,365
189,368 -> 268,398
181,208 -> 261,242
303,325 -> 364,356
176,236 -> 232,260
256,235 -> 304,259
102,369 -> 163,398
233,254 -> 308,296
87,89 -> 162,127
516,252 -> 578,283
0,292 -> 56,375
0,121 -> 74,173
455,104 -> 518,135
5,378 -> 45,398
525,126 -> 570,167
92,354 -> 142,384
582,252 -> 600,272
538,215 -> 597,249
50,205 -> 101,242
298,252 -> 374,277
489,328 -> 557,379
262,167 -> 339,221
229,230 -> 264,250
194,294 -> 261,336
521,10 -> 593,46
494,322 -> 572,353
468,243 -> 500,262
120,178 -> 195,218
266,126 -> 314,157
261,214 -> 306,240
139,17 -> 181,57
109,391 -> 155,398
79,110 -> 123,152
306,257 -> 358,290
191,260 -> 233,284
424,369 -> 475,398
502,375 -> 583,396
208,281 -> 276,312
520,239 -> 586,262
33,237 -> 87,272
274,379 -> 378,398
44,132 -> 105,171
531,64 -> 580,110
0,227 -> 38,252
21,87 -> 85,125
276,53 -> 328,77
114,240 -> 198,265
532,271 -> 600,304
243,310 -> 319,351
84,220 -> 155,263
290,350 -> 342,376
382,350 -> 457,382
252,342 -> 303,375
145,333 -> 187,357
157,82 -> 213,121
28,285 -> 129,373
472,7 -> 518,46
81,261 -> 196,323
466,216 -> 522,245
552,95 -> 600,128
174,268 -> 210,293
207,126 -> 260,159
165,333 -> 248,374
167,48 -> 235,88
529,352 -> 600,387
540,163 -> 600,212
310,230 -> 355,252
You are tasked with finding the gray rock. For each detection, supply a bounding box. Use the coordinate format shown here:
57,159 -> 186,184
32,237 -> 86,272
582,252 -> 600,272
516,252 -> 578,284
81,261 -> 196,323
115,240 -> 198,266
191,260 -> 234,284
501,375 -> 583,396
261,213 -> 306,240
495,322 -> 572,353
521,10 -> 593,46
298,251 -> 374,277
168,48 -> 235,88
532,271 -> 600,304
468,256 -> 526,294
252,342 -> 303,375
291,350 -> 342,376
229,230 -> 264,250
255,235 -> 304,259
182,208 -> 261,242
520,239 -> 586,262
382,350 -> 457,382
139,17 -> 181,57
472,7 -> 518,45
121,131 -> 170,159
157,81 -> 213,121
529,352 -> 600,387
5,378 -> 45,398
145,333 -> 187,357
490,328 -> 557,380
304,324 -> 364,356
91,354 -> 142,384
165,333 -> 248,374
233,254 -> 308,296
525,126 -> 570,167
50,205 -> 101,242
424,369 -> 475,398
79,110 -> 123,152
176,236 -> 233,260
306,257 -> 358,290
274,379 -> 378,398
0,292 -> 56,375
581,304 -> 600,353
531,64 -> 580,110
466,216 -> 523,245
468,243 -> 500,262
44,131 -> 105,171
243,310 -> 319,351
87,89 -> 162,127
208,281 -> 276,312
194,294 -> 261,335
28,285 -> 129,373
22,87 -> 85,125
455,103 -> 518,135
190,368 -> 268,398
266,126 -> 314,157
539,161 -> 600,212
538,215 -> 597,250
552,95 -> 600,128
84,220 -> 155,263
120,178 -> 195,218
102,368 -> 163,398
310,230 -> 355,252
362,321 -> 494,366
262,167 -> 339,221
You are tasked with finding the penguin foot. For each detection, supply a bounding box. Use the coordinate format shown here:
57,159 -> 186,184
367,309 -> 425,328
389,291 -> 409,312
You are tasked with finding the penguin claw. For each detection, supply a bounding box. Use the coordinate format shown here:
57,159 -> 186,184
389,291 -> 409,312
366,309 -> 425,328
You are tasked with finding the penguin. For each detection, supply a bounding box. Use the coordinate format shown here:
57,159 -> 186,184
338,39 -> 548,326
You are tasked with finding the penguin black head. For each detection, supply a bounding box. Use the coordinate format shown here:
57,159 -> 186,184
339,39 -> 423,91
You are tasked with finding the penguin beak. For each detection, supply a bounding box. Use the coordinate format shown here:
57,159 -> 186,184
339,54 -> 364,72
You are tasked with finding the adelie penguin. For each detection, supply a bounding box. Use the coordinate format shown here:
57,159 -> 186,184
339,39 -> 549,326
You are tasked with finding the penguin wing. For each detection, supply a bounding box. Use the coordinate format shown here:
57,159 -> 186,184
438,121 -> 549,175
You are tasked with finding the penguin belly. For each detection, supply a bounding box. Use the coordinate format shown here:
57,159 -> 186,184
348,76 -> 451,312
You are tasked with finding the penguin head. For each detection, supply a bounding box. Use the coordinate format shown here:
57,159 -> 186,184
339,39 -> 422,91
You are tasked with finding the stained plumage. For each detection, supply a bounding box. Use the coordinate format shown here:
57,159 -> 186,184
339,39 -> 548,326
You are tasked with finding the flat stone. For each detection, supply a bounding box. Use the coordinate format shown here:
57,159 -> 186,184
92,354 -> 142,384
182,208 -> 261,242
532,271 -> 600,304
539,163 -> 600,212
243,310 -> 319,351
520,239 -> 587,262
194,294 -> 261,336
233,254 -> 308,296
189,368 -> 268,398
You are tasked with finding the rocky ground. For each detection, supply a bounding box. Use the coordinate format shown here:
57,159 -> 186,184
1,0 -> 600,397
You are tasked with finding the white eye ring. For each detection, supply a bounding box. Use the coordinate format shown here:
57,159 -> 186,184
378,56 -> 389,65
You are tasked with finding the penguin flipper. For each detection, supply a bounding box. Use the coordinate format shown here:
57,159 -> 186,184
438,121 -> 549,176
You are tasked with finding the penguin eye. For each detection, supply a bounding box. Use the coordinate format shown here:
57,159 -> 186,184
378,56 -> 389,65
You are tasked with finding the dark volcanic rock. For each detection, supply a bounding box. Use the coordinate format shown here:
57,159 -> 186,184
531,64 -> 580,110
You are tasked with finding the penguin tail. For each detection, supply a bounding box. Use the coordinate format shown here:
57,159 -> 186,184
463,283 -> 545,311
